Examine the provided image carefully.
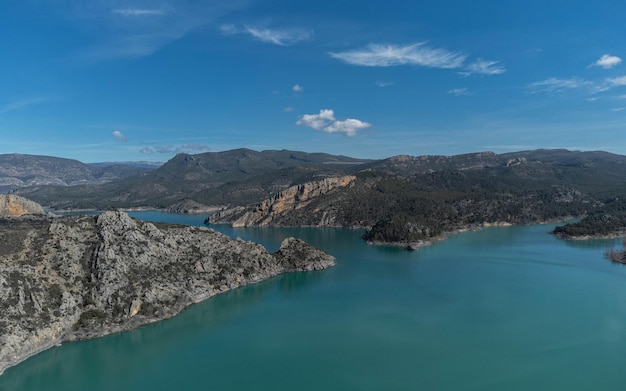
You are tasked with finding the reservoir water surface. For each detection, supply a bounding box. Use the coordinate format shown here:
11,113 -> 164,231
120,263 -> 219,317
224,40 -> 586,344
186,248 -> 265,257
2,211 -> 626,390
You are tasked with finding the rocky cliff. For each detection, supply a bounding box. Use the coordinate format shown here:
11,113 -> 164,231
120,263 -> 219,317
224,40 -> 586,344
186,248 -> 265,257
0,211 -> 335,375
209,175 -> 356,227
165,199 -> 222,214
0,195 -> 45,217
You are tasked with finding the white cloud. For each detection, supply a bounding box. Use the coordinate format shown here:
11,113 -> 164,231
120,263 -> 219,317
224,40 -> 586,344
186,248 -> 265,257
324,118 -> 371,137
112,9 -> 165,17
292,84 -> 304,92
220,24 -> 312,46
528,77 -> 593,93
329,42 -> 467,69
586,97 -> 600,102
283,107 -> 295,112
296,109 -> 335,130
296,109 -> 371,137
593,54 -> 622,69
112,130 -> 127,143
448,88 -> 472,96
462,58 -> 506,76
617,95 -> 626,99
612,107 -> 625,112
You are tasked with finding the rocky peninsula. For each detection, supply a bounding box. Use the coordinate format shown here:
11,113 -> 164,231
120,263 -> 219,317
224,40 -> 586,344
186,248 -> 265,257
0,210 -> 335,375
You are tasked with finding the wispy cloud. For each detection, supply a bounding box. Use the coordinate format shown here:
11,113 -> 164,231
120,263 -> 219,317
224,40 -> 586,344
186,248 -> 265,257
140,144 -> 210,155
112,9 -> 166,17
375,80 -> 394,87
592,54 -> 622,69
529,73 -> 626,97
329,42 -> 504,77
87,32 -> 192,60
0,98 -> 46,114
461,58 -> 506,76
220,24 -> 313,46
296,109 -> 371,137
607,75 -> 626,86
448,88 -> 472,96
528,77 -> 593,94
292,84 -> 304,92
74,2 -> 246,60
112,130 -> 128,143
329,42 -> 467,69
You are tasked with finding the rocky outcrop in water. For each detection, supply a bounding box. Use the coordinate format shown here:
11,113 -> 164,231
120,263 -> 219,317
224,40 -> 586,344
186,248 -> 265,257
0,195 -> 45,217
209,175 -> 356,227
0,211 -> 335,375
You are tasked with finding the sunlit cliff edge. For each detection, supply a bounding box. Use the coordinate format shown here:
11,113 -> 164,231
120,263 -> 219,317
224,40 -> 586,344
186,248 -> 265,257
209,175 -> 356,227
0,195 -> 45,217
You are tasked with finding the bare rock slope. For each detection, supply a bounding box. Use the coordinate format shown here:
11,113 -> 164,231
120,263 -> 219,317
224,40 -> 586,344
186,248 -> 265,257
209,175 -> 356,227
0,194 -> 45,217
0,211 -> 335,375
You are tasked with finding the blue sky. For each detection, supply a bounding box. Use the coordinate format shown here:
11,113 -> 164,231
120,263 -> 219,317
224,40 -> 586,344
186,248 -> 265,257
2,0 -> 626,162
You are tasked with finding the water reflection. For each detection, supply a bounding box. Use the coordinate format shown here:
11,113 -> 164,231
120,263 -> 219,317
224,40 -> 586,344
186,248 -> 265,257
277,269 -> 325,295
5,213 -> 626,391
1,271 -> 320,391
561,237 -> 623,250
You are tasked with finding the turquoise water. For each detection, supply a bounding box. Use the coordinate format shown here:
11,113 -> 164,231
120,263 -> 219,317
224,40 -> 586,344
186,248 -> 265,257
2,211 -> 626,390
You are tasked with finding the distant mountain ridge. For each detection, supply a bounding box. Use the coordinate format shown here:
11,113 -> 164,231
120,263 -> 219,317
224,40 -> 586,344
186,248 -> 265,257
202,148 -> 626,245
89,161 -> 163,169
16,149 -> 371,209
0,154 -> 155,193
13,148 -> 626,244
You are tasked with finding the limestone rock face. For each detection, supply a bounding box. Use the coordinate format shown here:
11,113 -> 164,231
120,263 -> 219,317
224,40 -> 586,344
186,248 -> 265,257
165,199 -> 222,214
0,195 -> 45,217
209,175 -> 356,227
0,211 -> 334,375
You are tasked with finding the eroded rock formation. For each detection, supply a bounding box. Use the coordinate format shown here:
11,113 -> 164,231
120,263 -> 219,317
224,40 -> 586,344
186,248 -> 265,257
0,195 -> 45,217
209,175 -> 356,227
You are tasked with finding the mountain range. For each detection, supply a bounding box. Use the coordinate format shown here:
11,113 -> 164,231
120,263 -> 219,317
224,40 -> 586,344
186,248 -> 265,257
14,149 -> 369,209
0,154 -> 156,194
9,148 -> 626,245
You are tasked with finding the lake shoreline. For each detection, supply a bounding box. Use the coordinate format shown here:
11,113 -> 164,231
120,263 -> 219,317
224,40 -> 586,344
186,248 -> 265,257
0,212 -> 335,377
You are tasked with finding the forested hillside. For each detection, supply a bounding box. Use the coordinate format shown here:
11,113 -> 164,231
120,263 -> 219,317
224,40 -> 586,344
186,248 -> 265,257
15,148 -> 626,245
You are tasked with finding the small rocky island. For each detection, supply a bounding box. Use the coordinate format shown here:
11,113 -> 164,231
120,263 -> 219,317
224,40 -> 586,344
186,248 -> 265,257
0,209 -> 335,375
605,240 -> 626,265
